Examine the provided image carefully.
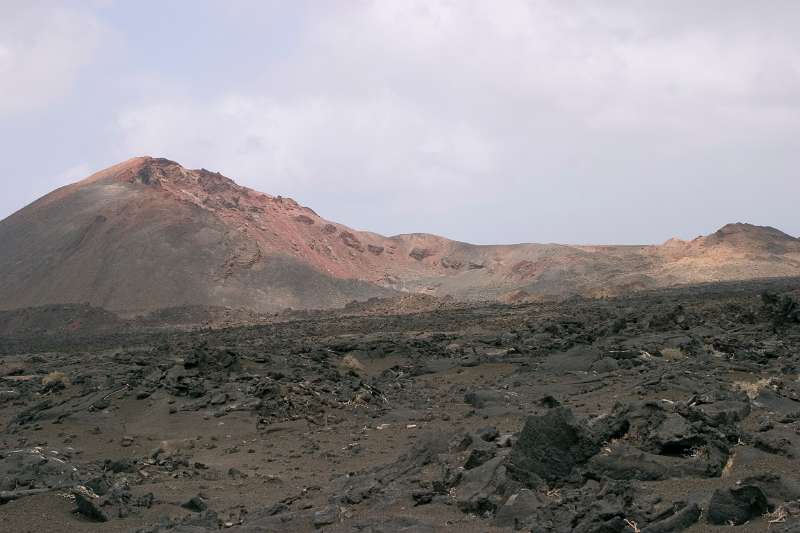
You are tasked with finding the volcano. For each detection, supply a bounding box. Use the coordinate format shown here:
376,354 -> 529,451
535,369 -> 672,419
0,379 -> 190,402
1,157 -> 799,313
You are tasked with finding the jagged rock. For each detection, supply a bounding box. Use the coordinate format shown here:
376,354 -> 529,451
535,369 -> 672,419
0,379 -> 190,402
706,485 -> 768,525
182,495 -> 208,513
455,456 -> 509,514
312,505 -> 338,527
507,407 -> 599,486
74,490 -> 109,522
741,473 -> 800,506
0,447 -> 80,491
541,345 -> 602,375
641,503 -> 701,533
493,489 -> 545,528
691,398 -> 751,427
464,447 -> 496,470
588,443 -> 728,481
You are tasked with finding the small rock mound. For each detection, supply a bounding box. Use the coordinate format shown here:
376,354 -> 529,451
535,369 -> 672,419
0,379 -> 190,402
507,407 -> 599,486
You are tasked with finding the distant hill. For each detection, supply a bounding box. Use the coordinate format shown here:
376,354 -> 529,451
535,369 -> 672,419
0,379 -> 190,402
1,157 -> 798,312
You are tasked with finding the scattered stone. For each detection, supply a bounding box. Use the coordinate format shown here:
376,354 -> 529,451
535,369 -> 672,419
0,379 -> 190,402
641,502 -> 701,533
706,485 -> 769,525
464,447 -> 496,470
182,495 -> 209,513
74,489 -> 108,522
539,395 -> 561,408
312,505 -> 338,527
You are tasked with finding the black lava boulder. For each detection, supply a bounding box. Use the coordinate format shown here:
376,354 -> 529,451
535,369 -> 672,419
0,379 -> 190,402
706,485 -> 768,525
507,407 -> 599,486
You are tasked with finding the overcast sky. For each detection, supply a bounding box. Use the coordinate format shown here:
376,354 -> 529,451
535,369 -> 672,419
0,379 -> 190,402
1,1 -> 798,244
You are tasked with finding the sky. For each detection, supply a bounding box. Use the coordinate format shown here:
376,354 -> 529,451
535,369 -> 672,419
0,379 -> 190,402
1,0 -> 799,245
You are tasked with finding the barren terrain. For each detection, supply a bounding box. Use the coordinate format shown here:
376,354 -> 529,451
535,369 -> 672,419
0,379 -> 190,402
2,279 -> 800,532
2,157 -> 799,313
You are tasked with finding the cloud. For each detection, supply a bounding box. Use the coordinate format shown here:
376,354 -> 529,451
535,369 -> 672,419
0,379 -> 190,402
52,163 -> 92,185
114,0 -> 800,242
118,92 -> 496,194
0,2 -> 106,116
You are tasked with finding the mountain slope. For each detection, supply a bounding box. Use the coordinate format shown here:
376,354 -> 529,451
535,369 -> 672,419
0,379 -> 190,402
0,158 -> 396,313
1,157 -> 798,312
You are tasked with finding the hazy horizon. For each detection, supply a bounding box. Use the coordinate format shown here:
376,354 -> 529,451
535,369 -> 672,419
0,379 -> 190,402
2,1 -> 799,245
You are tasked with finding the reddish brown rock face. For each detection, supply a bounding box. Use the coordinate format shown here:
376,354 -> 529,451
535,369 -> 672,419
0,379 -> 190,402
1,156 -> 799,313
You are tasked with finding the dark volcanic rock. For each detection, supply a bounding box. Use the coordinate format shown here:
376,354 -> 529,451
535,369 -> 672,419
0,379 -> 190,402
586,399 -> 734,480
464,447 -> 496,470
456,455 -> 509,514
641,503 -> 701,533
312,505 -> 338,527
181,495 -> 209,512
476,426 -> 500,442
507,407 -> 599,486
587,442 -> 729,481
493,489 -> 545,528
741,473 -> 800,506
691,397 -> 751,427
706,485 -> 769,525
3,277 -> 800,533
541,345 -> 603,375
0,447 -> 80,491
74,490 -> 109,522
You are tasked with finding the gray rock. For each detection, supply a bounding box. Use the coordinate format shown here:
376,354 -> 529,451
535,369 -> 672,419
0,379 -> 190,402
642,502 -> 701,533
494,489 -> 545,528
590,357 -> 619,373
588,443 -> 728,481
74,491 -> 109,522
312,505 -> 338,528
456,456 -> 508,514
182,495 -> 208,512
541,345 -> 602,375
0,390 -> 20,403
464,447 -> 496,470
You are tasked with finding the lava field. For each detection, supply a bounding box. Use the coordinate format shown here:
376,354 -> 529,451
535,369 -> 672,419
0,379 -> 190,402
2,279 -> 800,532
